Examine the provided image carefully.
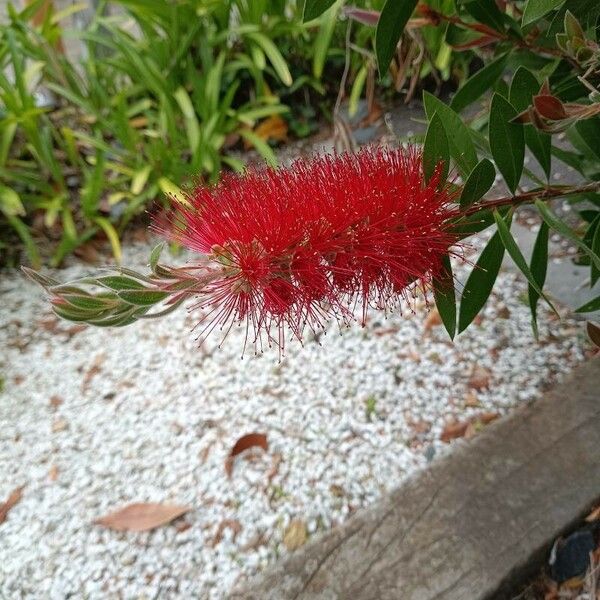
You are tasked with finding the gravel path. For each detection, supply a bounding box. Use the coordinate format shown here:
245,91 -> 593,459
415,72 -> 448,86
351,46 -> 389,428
0,229 -> 589,599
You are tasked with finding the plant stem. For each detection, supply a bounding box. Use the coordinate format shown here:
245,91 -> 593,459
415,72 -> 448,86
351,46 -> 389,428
465,181 -> 600,217
422,6 -> 573,62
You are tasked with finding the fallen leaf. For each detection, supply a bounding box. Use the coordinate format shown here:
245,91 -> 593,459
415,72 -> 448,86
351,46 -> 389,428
49,395 -> 63,409
175,521 -> 192,533
0,486 -> 24,524
52,418 -> 68,433
265,452 -> 282,486
49,465 -> 59,481
329,484 -> 345,498
408,419 -> 431,434
468,365 -> 491,390
423,308 -> 442,331
212,519 -> 242,546
440,420 -> 469,443
283,519 -> 307,551
441,412 -> 500,443
95,503 -> 191,532
225,433 -> 269,478
244,115 -> 288,149
241,531 -> 268,552
82,353 -> 106,392
587,322 -> 600,348
585,505 -> 600,522
463,391 -> 480,408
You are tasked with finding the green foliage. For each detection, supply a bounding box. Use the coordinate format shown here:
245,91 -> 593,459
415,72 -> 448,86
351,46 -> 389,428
0,0 -> 337,266
353,0 -> 600,337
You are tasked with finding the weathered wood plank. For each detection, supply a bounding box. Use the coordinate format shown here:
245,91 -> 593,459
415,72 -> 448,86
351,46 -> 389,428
232,357 -> 600,600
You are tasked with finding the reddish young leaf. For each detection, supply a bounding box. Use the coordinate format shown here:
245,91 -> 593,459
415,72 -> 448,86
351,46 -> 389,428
587,322 -> 600,348
0,486 -> 24,525
533,95 -> 567,120
94,503 -> 190,532
225,433 -> 269,478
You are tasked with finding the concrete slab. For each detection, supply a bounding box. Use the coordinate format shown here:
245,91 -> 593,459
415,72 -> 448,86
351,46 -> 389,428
232,356 -> 600,600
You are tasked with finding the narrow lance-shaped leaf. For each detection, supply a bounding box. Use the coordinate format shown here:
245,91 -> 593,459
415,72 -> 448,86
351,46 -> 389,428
509,67 -> 551,179
592,222 -> 600,285
575,295 -> 600,313
493,210 -> 557,317
433,254 -> 456,339
458,213 -> 512,333
423,112 -> 449,183
528,221 -> 549,337
375,0 -> 419,77
489,93 -> 524,194
450,53 -> 509,114
460,158 -> 495,208
535,200 -> 600,270
303,0 -> 336,21
522,0 -> 565,26
423,92 -> 478,177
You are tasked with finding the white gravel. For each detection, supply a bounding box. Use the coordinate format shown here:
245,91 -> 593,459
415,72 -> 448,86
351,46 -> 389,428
0,232 -> 589,599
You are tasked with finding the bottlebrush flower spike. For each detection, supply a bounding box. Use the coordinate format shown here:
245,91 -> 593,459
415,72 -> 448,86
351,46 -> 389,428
154,146 -> 461,352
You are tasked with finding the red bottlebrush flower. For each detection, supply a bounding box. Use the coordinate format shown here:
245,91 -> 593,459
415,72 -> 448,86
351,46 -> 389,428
155,146 -> 461,353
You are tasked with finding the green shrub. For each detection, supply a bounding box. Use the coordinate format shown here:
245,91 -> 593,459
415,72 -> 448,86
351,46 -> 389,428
0,0 -> 336,267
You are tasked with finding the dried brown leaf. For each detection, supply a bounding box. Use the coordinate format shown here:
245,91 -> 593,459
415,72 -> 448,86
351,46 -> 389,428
49,465 -> 59,481
49,395 -> 64,409
52,418 -> 68,433
468,365 -> 491,390
0,486 -> 24,525
244,115 -> 288,149
94,503 -> 191,532
212,519 -> 242,546
587,322 -> 600,349
225,433 -> 269,478
585,505 -> 600,522
283,519 -> 307,551
441,412 -> 500,443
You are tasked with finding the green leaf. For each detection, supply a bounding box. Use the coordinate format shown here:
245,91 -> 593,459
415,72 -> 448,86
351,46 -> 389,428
463,0 -> 506,31
458,216 -> 511,333
433,254 -> 456,339
423,112 -> 449,183
489,93 -> 524,193
509,67 -> 551,179
303,0 -> 336,21
6,214 -> 41,269
312,0 -> 340,79
575,295 -> 600,313
423,92 -> 478,177
349,65 -> 368,118
535,200 -> 600,270
528,221 -> 549,337
150,243 -> 165,272
118,289 -> 169,306
450,53 -> 509,114
173,87 -> 200,155
0,184 -> 25,216
96,276 -> 148,291
94,217 -> 122,265
375,0 -> 419,77
239,129 -> 278,168
591,218 -> 600,285
460,159 -> 495,208
493,210 -> 557,316
246,32 -> 293,86
575,117 -> 600,162
522,0 -> 565,25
